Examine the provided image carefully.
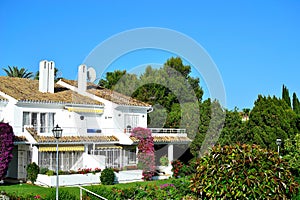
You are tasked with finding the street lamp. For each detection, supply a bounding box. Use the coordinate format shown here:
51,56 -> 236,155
276,138 -> 282,155
52,124 -> 63,200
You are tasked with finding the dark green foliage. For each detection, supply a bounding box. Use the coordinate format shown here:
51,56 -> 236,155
2,66 -> 33,78
190,143 -> 299,199
293,92 -> 300,115
284,134 -> 300,177
282,84 -> 291,108
26,162 -> 39,184
99,70 -> 127,89
98,57 -> 203,135
190,99 -> 211,157
218,108 -> 245,146
247,95 -> 297,151
39,167 -> 48,174
190,99 -> 225,157
100,168 -> 115,185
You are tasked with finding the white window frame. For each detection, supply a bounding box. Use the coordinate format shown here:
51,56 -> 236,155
22,112 -> 55,133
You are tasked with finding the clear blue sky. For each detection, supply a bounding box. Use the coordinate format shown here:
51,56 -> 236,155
0,1 -> 299,110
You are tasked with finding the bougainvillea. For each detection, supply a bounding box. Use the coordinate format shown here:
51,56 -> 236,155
0,123 -> 14,180
131,127 -> 155,180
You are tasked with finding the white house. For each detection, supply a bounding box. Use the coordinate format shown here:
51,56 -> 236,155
0,60 -> 191,180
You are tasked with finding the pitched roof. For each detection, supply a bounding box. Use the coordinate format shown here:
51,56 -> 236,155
0,76 -> 103,105
61,79 -> 151,107
26,127 -> 118,144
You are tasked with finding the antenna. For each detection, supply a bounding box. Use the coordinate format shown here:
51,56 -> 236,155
87,67 -> 96,82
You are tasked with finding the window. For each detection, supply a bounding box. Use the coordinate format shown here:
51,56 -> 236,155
124,115 -> 139,130
127,149 -> 136,164
22,112 -> 55,133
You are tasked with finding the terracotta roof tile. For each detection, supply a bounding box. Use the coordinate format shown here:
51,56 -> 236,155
130,136 -> 191,144
0,76 -> 103,105
26,127 -> 118,144
61,79 -> 151,107
14,136 -> 28,143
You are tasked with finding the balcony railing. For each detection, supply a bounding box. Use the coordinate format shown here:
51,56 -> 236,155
18,125 -> 187,137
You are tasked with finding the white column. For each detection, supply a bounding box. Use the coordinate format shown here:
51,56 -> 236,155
32,145 -> 39,164
167,144 -> 174,167
84,144 -> 89,153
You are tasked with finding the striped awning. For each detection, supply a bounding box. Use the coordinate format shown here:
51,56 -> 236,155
39,146 -> 85,152
66,107 -> 104,114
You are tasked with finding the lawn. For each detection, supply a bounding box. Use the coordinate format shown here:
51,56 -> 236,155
1,178 -> 300,199
0,179 -> 172,199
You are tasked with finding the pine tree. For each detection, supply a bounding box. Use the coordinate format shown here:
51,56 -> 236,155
282,85 -> 291,108
292,92 -> 300,115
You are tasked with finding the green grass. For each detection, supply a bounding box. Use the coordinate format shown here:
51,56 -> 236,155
0,183 -> 80,199
1,178 -> 300,199
0,179 -> 172,199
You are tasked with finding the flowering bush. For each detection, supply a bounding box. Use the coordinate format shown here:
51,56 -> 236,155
77,168 -> 101,174
0,123 -> 14,180
131,127 -> 155,180
171,160 -> 183,178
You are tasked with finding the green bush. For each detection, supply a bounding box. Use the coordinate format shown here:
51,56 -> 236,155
159,155 -> 169,166
46,170 -> 54,176
39,167 -> 48,174
190,143 -> 299,199
26,162 -> 39,184
100,168 -> 115,185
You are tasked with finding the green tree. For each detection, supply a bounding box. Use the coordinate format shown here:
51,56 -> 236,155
3,66 -> 33,78
218,108 -> 245,146
99,70 -> 127,89
282,84 -> 291,108
247,95 -> 297,151
293,92 -> 300,115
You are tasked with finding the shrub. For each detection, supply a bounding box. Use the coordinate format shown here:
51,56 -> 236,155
39,167 -> 48,174
190,143 -> 299,199
0,123 -> 14,180
159,155 -> 169,166
100,168 -> 115,185
284,134 -> 300,177
26,162 -> 39,184
46,170 -> 54,176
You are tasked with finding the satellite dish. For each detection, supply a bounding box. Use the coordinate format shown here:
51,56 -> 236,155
87,67 -> 96,82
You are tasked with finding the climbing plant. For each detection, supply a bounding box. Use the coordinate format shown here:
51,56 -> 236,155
0,123 -> 14,180
131,127 -> 155,180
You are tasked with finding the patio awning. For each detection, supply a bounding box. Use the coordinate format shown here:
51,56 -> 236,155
39,146 -> 85,152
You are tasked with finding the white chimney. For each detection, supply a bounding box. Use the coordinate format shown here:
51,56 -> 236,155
39,60 -> 55,93
78,64 -> 87,94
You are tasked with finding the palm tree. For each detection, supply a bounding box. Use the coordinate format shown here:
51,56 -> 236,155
3,66 -> 33,78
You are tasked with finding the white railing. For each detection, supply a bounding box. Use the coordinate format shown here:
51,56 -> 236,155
149,128 -> 186,134
19,125 -> 187,137
78,185 -> 108,200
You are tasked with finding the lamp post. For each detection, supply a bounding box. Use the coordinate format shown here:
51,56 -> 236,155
52,124 -> 63,200
276,138 -> 282,155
